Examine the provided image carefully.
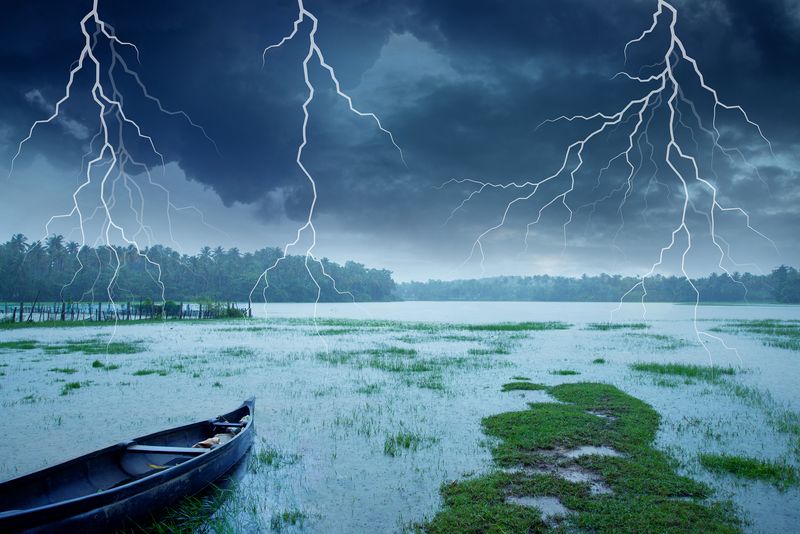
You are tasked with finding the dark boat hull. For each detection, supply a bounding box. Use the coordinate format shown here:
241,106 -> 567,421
0,398 -> 254,533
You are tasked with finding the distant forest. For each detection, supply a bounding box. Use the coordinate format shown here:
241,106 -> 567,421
397,268 -> 800,304
2,234 -> 799,304
0,234 -> 396,303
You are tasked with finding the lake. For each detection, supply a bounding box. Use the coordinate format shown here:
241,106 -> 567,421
1,301 -> 798,532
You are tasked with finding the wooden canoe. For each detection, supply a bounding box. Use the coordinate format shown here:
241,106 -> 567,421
0,398 -> 255,532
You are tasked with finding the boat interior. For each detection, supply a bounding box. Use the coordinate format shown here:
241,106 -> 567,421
0,405 -> 250,513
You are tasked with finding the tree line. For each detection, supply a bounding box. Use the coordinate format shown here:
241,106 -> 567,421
3,233 -> 799,304
397,267 -> 800,303
0,234 -> 397,303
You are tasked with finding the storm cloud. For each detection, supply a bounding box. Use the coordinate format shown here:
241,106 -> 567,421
0,0 -> 797,280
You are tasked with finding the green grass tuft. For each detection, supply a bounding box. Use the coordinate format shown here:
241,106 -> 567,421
0,340 -> 38,350
48,367 -> 77,374
586,322 -> 649,331
501,382 -> 548,392
133,368 -> 169,376
699,453 -> 799,490
630,362 -> 736,382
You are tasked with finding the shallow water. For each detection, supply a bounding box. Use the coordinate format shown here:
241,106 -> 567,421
0,301 -> 798,533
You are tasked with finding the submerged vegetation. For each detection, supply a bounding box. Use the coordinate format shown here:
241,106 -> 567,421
423,382 -> 741,533
699,453 -> 799,491
0,338 -> 144,355
711,319 -> 800,351
630,362 -> 737,382
586,322 -> 649,331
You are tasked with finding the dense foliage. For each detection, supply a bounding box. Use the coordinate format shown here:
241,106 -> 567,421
397,267 -> 800,303
0,234 -> 396,303
3,234 -> 798,304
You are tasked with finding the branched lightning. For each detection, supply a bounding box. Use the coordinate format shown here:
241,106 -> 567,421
249,0 -> 404,321
442,0 -> 777,362
10,0 -> 218,324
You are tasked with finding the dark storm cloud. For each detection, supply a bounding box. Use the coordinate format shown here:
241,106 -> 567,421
0,0 -> 798,275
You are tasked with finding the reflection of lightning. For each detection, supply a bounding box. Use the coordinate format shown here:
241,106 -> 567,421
10,0 -> 218,325
249,0 -> 404,321
443,0 -> 777,362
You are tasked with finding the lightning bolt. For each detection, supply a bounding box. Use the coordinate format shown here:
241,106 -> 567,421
249,0 -> 405,322
442,0 -> 777,363
9,0 -> 218,326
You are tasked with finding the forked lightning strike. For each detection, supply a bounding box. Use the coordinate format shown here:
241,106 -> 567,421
10,0 -> 217,321
443,0 -> 776,361
250,0 -> 404,319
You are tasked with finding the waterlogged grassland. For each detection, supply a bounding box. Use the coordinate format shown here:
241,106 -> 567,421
699,453 -> 800,491
0,311 -> 799,532
711,319 -> 800,351
423,383 -> 740,533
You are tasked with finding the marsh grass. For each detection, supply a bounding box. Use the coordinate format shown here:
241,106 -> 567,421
383,430 -> 437,457
48,367 -> 77,374
585,322 -> 649,331
0,340 -> 38,350
43,340 -> 144,355
60,381 -> 89,395
699,453 -> 799,490
316,328 -> 361,336
711,319 -> 800,351
133,482 -> 242,533
270,509 -> 307,531
592,358 -> 606,364
133,369 -> 169,377
630,362 -> 736,382
423,382 -> 740,533
219,347 -> 256,359
501,382 -> 547,392
550,369 -> 580,376
462,322 -> 570,332
623,333 -> 691,351
248,444 -> 301,473
468,345 -> 511,356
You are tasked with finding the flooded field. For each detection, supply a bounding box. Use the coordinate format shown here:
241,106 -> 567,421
1,302 -> 799,532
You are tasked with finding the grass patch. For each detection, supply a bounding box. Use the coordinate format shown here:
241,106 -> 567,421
355,382 -> 383,395
316,328 -> 360,335
586,322 -> 649,331
48,367 -> 77,374
623,333 -> 691,351
60,381 -> 88,395
43,340 -> 144,355
423,382 -> 740,533
133,368 -> 169,377
0,339 -> 38,350
468,345 -> 511,356
550,369 -> 580,376
699,453 -> 799,490
219,347 -> 256,358
136,482 -> 241,533
711,319 -> 800,351
462,322 -> 570,332
502,382 -> 547,392
249,444 -> 301,472
630,362 -> 736,382
592,358 -> 607,364
270,509 -> 306,531
383,430 -> 436,457
511,376 -> 530,381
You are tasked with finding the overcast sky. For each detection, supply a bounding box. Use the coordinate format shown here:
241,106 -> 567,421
0,0 -> 797,281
